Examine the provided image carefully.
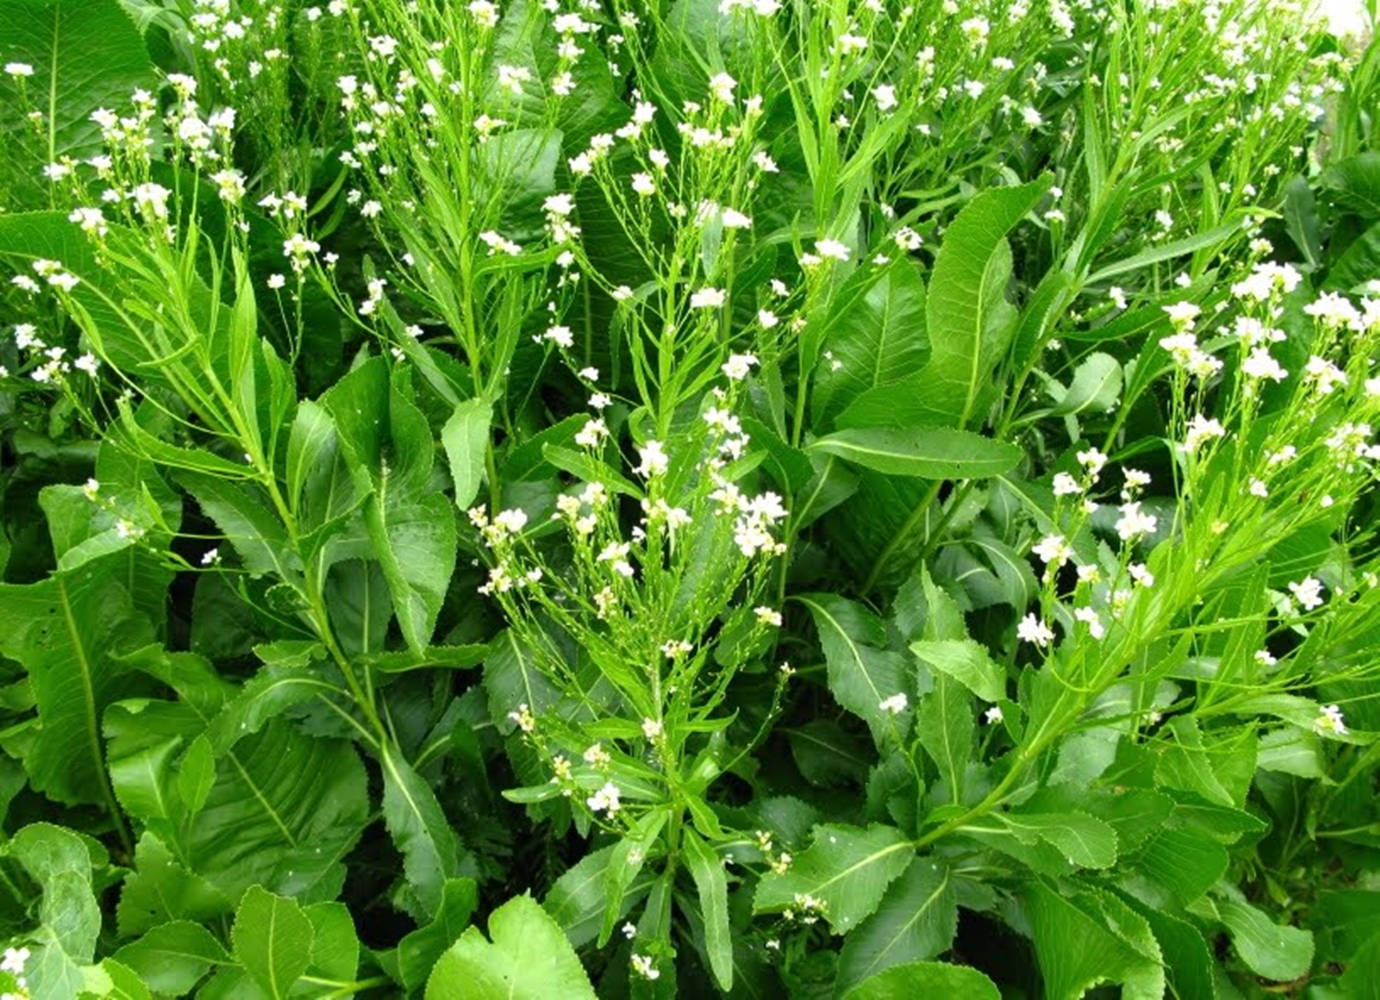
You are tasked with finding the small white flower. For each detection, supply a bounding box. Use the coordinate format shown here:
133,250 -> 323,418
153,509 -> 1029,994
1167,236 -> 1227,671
691,287 -> 726,309
586,781 -> 622,814
1183,414 -> 1225,453
1073,606 -> 1105,639
641,717 -> 663,739
635,440 -> 669,478
1051,472 -> 1082,496
722,353 -> 758,380
631,953 -> 660,980
755,606 -> 783,627
1032,534 -> 1071,568
872,84 -> 897,111
1314,703 -> 1348,736
1076,447 -> 1108,478
1128,563 -> 1154,587
1287,576 -> 1325,611
543,324 -> 574,348
813,238 -> 851,262
4,63 -> 35,78
984,705 -> 1004,724
1115,501 -> 1158,541
1016,613 -> 1055,647
879,692 -> 908,714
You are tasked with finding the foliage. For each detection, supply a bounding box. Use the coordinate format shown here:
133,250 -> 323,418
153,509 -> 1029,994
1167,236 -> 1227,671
0,0 -> 1377,997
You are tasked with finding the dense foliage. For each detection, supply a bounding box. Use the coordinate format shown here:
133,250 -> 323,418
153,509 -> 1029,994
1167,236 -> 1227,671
0,0 -> 1378,996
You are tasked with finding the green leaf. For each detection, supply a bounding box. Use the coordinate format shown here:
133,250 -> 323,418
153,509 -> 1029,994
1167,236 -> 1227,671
811,262 -> 929,427
399,878 -> 479,991
843,961 -> 999,1000
443,397 -> 492,511
683,828 -> 733,991
80,959 -> 152,1000
112,920 -> 228,995
914,673 -> 973,806
1324,220 -> 1380,293
381,740 -> 465,918
1024,883 -> 1164,1000
303,901 -> 359,984
798,594 -> 909,748
913,177 -> 1051,428
1001,812 -> 1118,869
808,427 -> 1021,479
365,492 -> 457,654
7,823 -> 102,1000
231,885 -> 314,1000
1135,828 -> 1227,905
836,858 -> 957,992
0,0 -> 154,167
909,639 -> 1004,703
544,845 -> 655,949
175,472 -> 300,581
1047,352 -> 1122,416
753,823 -> 913,934
116,833 -> 231,937
425,894 -> 597,1000
0,555 -> 153,806
1218,897 -> 1314,982
1086,220 -> 1244,284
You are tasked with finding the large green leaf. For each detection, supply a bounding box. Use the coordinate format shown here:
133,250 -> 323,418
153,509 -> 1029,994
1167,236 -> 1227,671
0,555 -> 153,806
808,427 -> 1022,479
811,262 -> 929,428
836,858 -> 958,992
910,178 -> 1050,428
381,740 -> 465,918
843,962 -> 999,1000
425,894 -> 597,1000
753,824 -> 914,934
112,920 -> 228,996
0,0 -> 154,168
231,886 -> 314,1000
5,823 -> 102,1000
798,594 -> 909,748
1024,883 -> 1164,1000
1218,897 -> 1314,982
398,878 -> 479,991
910,639 -> 1005,703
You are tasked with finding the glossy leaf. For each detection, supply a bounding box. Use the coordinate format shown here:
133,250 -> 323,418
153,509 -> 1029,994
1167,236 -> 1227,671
754,824 -> 913,934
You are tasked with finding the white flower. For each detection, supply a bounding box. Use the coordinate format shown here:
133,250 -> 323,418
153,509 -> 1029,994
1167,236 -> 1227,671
543,325 -> 574,348
1314,703 -> 1348,736
1128,563 -> 1154,587
984,705 -> 1004,724
586,781 -> 621,814
631,172 -> 656,196
708,72 -> 737,103
1017,613 -> 1055,647
813,238 -> 851,262
1051,472 -> 1082,496
4,63 -> 35,78
1076,447 -> 1107,477
1304,356 -> 1348,395
634,440 -> 669,477
1032,534 -> 1071,568
1303,292 -> 1361,329
641,717 -> 663,739
494,508 -> 529,535
755,606 -> 783,627
1021,106 -> 1043,127
631,953 -> 660,980
690,288 -> 726,309
1241,347 -> 1288,383
1287,576 -> 1325,611
507,703 -> 536,732
74,353 -> 99,376
1,946 -> 30,974
1162,301 -> 1201,330
721,208 -> 752,229
1183,414 -> 1225,452
879,692 -> 908,715
1074,606 -> 1105,639
872,84 -> 897,111
1248,478 -> 1268,498
1115,501 -> 1158,541
722,353 -> 758,380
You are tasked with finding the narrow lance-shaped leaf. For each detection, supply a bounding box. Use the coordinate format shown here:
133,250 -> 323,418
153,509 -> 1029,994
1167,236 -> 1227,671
683,828 -> 733,992
837,858 -> 958,992
798,594 -> 909,748
808,427 -> 1022,479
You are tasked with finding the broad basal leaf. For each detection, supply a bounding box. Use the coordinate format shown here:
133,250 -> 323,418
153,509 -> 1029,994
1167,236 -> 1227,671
837,858 -> 958,992
231,886 -> 314,1000
798,593 -> 910,747
1024,883 -> 1164,1000
901,178 -> 1051,429
754,823 -> 914,934
0,555 -> 153,806
425,894 -> 597,1000
843,961 -> 999,1000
